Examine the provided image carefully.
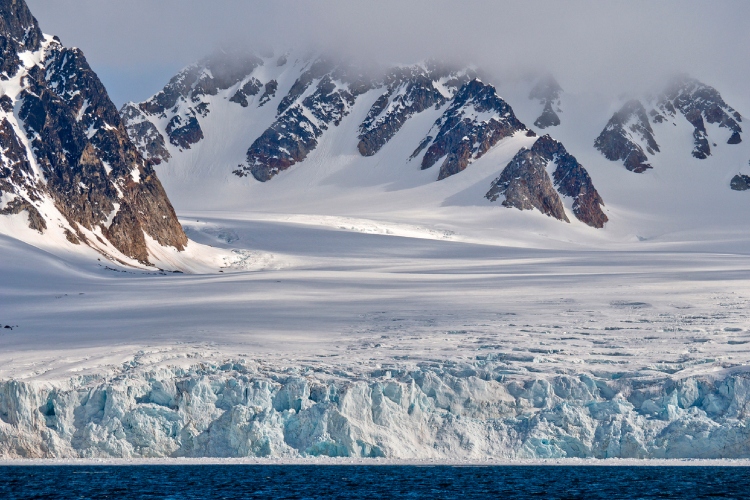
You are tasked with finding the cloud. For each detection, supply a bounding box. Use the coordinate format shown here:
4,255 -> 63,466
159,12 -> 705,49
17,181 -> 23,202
25,0 -> 750,110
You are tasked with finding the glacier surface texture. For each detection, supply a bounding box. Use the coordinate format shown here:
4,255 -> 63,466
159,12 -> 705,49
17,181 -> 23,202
2,360 -> 750,459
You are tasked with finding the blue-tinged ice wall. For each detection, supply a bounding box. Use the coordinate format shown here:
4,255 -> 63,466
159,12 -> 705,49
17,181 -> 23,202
1,360 -> 749,459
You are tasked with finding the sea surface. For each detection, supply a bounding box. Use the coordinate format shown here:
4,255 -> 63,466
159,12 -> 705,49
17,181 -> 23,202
1,465 -> 749,499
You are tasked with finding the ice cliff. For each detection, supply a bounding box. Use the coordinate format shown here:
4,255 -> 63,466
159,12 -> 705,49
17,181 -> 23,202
2,358 -> 750,459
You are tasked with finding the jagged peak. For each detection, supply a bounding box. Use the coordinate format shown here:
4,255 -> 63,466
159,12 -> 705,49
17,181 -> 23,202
0,0 -> 43,50
529,74 -> 563,129
487,134 -> 606,228
0,0 -> 44,78
1,0 -> 188,267
594,99 -> 658,173
655,74 -> 742,155
418,79 -> 528,181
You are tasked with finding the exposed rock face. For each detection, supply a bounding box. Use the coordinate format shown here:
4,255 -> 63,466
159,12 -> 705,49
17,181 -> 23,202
0,0 -> 187,264
238,60 -> 373,182
656,76 -> 743,158
357,64 -> 472,157
126,58 -> 530,186
229,77 -> 262,107
487,135 -> 606,228
595,77 -> 743,172
258,80 -> 277,106
486,142 -> 568,222
0,197 -> 45,232
730,174 -> 750,191
120,104 -> 171,162
529,75 -> 562,129
0,0 -> 43,78
534,103 -> 561,129
538,136 -> 607,228
121,51 -> 264,162
165,115 -> 203,149
417,79 -> 529,181
594,100 -> 658,173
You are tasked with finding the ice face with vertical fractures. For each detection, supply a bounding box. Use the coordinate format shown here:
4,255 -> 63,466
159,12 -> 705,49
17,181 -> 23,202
2,358 -> 750,460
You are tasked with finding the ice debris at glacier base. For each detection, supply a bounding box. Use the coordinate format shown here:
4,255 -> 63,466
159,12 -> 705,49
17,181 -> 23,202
2,359 -> 750,460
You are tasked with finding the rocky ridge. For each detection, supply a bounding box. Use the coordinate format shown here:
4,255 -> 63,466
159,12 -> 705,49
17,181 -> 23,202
121,51 -> 264,163
357,63 -> 473,157
487,135 -> 607,228
125,58 -> 609,228
0,0 -> 187,265
238,58 -> 373,182
655,76 -> 742,158
595,77 -> 743,172
594,100 -> 659,173
414,79 -> 530,181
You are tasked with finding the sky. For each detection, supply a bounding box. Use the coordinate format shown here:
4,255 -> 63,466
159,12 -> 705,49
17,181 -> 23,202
25,0 -> 750,110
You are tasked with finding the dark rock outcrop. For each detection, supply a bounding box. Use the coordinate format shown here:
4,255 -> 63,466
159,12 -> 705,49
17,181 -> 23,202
357,64 -> 472,157
165,115 -> 203,149
594,100 -> 658,173
537,135 -> 607,228
534,102 -> 561,129
417,79 -> 528,181
120,104 -> 170,162
0,0 -> 43,78
486,143 -> 568,222
123,51 -> 264,161
0,197 -> 46,232
238,60 -> 374,182
529,75 -> 562,129
656,76 -> 743,159
487,135 -> 607,228
730,174 -> 750,191
229,78 -> 262,107
0,0 -> 187,264
258,80 -> 277,106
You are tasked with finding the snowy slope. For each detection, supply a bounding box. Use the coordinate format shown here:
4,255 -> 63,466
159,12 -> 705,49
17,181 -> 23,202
2,213 -> 750,459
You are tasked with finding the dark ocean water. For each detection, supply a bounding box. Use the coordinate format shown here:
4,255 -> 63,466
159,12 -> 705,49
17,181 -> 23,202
1,465 -> 749,499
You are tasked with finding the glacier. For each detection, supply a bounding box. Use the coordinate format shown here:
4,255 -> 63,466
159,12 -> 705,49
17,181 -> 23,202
2,358 -> 750,460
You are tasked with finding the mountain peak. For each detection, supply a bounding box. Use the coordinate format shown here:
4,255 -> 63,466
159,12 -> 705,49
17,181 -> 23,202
418,79 -> 529,180
0,0 -> 43,77
1,0 -> 188,267
594,99 -> 658,173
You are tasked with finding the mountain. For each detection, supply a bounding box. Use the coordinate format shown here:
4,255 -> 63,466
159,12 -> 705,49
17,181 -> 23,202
0,0 -> 188,267
123,53 -> 612,231
486,135 -> 607,228
595,76 -> 743,172
414,78 -> 530,181
121,50 -> 750,244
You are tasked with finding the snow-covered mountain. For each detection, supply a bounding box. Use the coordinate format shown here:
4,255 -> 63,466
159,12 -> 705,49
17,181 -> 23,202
122,53 -> 613,232
122,51 -> 750,243
595,76 -> 743,173
0,0 -> 208,268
